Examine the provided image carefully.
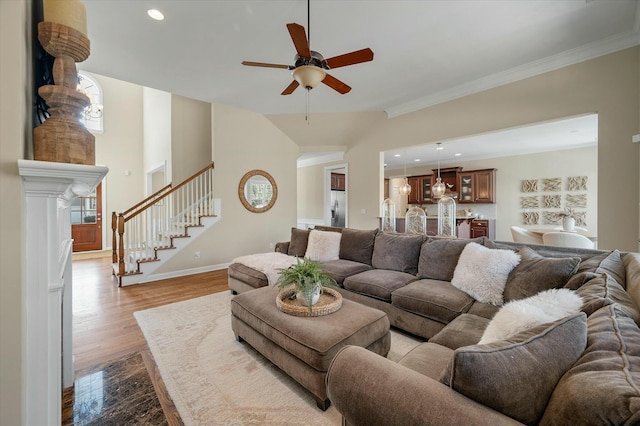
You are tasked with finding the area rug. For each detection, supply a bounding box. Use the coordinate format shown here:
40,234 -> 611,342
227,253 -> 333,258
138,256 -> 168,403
134,291 -> 422,426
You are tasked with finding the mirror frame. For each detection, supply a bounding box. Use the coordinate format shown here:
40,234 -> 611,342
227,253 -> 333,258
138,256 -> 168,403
238,169 -> 278,213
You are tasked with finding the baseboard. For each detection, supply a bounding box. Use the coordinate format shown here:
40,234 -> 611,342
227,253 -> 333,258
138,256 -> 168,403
137,262 -> 231,284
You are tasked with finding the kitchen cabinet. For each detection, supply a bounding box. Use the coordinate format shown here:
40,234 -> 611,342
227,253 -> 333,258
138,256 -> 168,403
421,175 -> 433,204
458,169 -> 496,204
331,173 -> 345,191
407,176 -> 422,204
384,178 -> 389,199
470,219 -> 494,239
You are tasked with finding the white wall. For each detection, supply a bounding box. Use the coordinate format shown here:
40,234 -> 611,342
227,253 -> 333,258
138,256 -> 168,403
143,87 -> 172,185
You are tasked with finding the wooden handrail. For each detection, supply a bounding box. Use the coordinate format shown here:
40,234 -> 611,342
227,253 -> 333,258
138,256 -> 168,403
122,182 -> 172,216
125,161 -> 214,222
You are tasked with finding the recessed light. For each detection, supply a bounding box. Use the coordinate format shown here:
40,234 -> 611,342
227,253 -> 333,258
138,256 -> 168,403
394,154 -> 401,157
454,153 -> 462,157
414,159 -> 421,162
147,9 -> 165,21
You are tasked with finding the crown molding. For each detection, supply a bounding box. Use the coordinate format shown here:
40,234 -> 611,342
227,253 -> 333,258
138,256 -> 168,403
385,29 -> 640,119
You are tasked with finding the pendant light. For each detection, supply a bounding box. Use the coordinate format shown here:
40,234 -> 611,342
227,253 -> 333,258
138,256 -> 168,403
432,143 -> 446,198
398,152 -> 412,196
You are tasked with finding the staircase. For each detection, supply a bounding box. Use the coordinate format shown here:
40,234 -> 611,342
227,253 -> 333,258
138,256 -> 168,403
112,162 -> 220,286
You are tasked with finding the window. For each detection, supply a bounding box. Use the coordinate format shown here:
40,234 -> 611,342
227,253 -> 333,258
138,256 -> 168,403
77,71 -> 103,134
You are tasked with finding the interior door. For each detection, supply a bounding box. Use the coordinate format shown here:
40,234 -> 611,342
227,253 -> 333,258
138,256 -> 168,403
71,183 -> 102,252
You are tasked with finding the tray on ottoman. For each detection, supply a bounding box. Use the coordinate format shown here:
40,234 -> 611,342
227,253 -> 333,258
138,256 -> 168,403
231,285 -> 390,410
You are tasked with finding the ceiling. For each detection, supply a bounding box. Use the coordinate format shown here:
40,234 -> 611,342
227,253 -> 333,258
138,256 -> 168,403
81,0 -> 639,119
79,1 -> 636,167
383,113 -> 599,171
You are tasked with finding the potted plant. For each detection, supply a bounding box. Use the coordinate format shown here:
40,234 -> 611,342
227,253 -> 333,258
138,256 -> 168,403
556,208 -> 577,231
277,257 -> 338,310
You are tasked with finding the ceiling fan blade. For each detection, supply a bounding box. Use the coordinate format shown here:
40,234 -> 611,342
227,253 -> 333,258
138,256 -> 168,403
325,48 -> 374,69
286,23 -> 311,58
322,73 -> 351,94
242,61 -> 292,69
281,80 -> 300,95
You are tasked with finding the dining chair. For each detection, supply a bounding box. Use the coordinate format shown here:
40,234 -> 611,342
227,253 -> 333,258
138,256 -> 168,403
542,231 -> 595,249
510,226 -> 543,245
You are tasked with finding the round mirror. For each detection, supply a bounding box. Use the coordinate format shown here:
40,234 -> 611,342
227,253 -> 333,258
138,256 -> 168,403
238,169 -> 278,213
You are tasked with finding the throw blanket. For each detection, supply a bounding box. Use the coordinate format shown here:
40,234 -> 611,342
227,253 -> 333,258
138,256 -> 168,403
232,252 -> 298,285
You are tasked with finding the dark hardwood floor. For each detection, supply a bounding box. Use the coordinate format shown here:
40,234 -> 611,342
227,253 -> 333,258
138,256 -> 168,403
63,255 -> 229,425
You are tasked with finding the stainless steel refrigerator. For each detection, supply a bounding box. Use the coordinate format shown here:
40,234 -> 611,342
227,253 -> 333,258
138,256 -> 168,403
330,190 -> 346,228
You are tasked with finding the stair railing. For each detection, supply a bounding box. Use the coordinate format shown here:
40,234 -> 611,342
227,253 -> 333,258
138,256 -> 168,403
112,162 -> 215,278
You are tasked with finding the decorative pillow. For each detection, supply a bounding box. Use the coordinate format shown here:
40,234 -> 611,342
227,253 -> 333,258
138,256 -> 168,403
479,288 -> 583,344
339,228 -> 378,265
371,233 -> 424,274
503,247 -> 580,302
540,305 -> 640,425
575,250 -> 626,288
418,238 -> 484,281
564,271 -> 600,290
451,243 -> 521,305
287,227 -> 310,257
304,230 -> 342,262
440,313 -> 587,425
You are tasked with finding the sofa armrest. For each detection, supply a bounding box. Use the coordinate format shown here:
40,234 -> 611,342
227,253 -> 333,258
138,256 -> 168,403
326,345 -> 522,426
274,241 -> 289,253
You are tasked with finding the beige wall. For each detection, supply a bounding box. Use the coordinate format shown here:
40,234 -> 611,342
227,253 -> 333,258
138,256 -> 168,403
0,1 -> 28,424
345,47 -> 639,251
90,73 -> 145,222
157,103 -> 299,272
170,94 -> 212,183
297,160 -> 347,224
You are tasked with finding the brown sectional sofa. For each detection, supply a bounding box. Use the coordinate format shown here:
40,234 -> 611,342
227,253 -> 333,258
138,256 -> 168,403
228,226 -> 640,424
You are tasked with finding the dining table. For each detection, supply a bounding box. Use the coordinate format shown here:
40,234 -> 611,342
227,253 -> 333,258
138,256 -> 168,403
528,227 -> 598,244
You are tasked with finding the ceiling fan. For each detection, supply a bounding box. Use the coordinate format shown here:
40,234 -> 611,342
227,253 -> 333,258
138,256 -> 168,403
241,0 -> 374,96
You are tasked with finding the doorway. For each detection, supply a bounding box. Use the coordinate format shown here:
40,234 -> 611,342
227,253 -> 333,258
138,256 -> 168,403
72,183 -> 102,252
324,164 -> 348,228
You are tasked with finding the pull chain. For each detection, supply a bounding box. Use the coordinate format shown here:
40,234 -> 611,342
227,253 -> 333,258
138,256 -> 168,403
305,88 -> 310,124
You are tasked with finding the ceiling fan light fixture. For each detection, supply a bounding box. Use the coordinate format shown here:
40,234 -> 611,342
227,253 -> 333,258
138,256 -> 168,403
292,65 -> 326,90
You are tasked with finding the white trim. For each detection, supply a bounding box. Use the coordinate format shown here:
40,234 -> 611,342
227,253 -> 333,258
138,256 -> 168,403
133,262 -> 231,285
385,30 -> 640,118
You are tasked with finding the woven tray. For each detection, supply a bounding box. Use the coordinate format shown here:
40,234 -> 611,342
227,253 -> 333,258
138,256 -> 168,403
276,286 -> 343,317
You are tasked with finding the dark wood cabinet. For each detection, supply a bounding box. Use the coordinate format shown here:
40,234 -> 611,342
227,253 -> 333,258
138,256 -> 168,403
384,178 -> 389,199
470,220 -> 493,239
331,173 -> 345,191
458,169 -> 496,204
421,175 -> 433,204
407,177 -> 421,204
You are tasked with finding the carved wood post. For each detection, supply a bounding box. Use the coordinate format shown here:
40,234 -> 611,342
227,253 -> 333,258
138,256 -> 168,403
118,213 -> 125,282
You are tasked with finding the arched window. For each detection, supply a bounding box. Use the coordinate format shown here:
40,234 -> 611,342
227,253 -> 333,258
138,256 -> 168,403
77,71 -> 103,134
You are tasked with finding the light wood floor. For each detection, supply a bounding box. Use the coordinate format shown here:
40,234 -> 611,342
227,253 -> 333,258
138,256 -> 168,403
69,256 -> 229,423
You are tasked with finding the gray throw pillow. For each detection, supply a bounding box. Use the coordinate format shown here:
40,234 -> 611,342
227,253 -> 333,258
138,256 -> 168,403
339,228 -> 378,265
503,246 -> 580,302
576,273 -> 640,324
418,238 -> 484,281
287,227 -> 310,257
575,250 -> 626,288
440,313 -> 587,425
371,233 -> 424,274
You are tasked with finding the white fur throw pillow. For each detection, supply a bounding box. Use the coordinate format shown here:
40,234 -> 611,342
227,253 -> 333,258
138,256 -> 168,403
304,230 -> 342,262
479,288 -> 583,344
451,243 -> 521,306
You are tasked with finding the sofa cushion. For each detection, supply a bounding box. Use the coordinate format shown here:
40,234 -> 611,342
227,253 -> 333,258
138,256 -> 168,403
343,269 -> 417,302
418,238 -> 484,281
304,229 -> 342,262
287,227 -> 310,257
228,262 -> 268,289
479,288 -> 583,344
339,228 -> 378,266
371,233 -> 424,274
398,342 -> 454,380
391,279 -> 475,323
440,313 -> 587,425
319,259 -> 372,285
575,249 -> 626,288
429,313 -> 491,350
625,253 -> 640,313
503,246 -> 580,302
576,274 -> 640,324
540,305 -> 640,426
451,243 -> 521,306
564,270 -> 600,290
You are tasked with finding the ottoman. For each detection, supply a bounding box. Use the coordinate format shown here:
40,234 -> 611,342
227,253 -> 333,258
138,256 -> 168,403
231,285 -> 391,410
